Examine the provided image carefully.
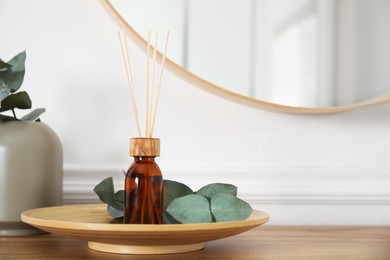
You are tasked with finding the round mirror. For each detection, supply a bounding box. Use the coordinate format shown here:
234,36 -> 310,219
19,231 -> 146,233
104,0 -> 390,111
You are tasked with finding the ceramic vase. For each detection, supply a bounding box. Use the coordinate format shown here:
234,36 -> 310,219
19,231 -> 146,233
0,121 -> 63,236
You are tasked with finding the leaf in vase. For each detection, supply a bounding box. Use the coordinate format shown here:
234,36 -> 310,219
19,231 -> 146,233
0,88 -> 11,103
21,108 -> 45,121
0,114 -> 18,122
0,91 -> 32,112
210,193 -> 252,222
0,68 -> 10,88
0,59 -> 12,71
4,51 -> 26,93
197,183 -> 237,200
163,180 -> 193,211
166,194 -> 212,224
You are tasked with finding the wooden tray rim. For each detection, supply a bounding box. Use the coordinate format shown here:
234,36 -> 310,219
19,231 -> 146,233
22,204 -> 270,232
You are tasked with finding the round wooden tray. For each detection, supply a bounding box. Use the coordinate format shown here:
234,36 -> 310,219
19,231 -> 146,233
22,204 -> 269,255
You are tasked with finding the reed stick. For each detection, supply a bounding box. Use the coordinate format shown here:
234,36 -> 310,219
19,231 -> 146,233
150,31 -> 170,137
117,31 -> 142,137
148,33 -> 159,137
118,30 -> 169,138
145,30 -> 151,137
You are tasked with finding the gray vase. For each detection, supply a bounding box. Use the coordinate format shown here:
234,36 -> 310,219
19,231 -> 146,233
0,121 -> 63,236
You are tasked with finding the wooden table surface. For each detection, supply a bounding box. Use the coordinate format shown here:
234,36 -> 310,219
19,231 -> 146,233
1,226 -> 389,259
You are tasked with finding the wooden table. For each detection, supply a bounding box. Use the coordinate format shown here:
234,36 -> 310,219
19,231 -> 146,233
1,226 -> 389,259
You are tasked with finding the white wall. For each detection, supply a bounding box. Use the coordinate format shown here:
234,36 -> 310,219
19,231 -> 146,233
1,0 -> 390,225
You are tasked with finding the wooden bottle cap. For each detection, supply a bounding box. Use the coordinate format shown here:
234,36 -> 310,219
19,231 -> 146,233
130,138 -> 160,157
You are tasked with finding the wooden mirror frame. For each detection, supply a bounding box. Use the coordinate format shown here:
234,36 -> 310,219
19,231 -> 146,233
101,0 -> 390,114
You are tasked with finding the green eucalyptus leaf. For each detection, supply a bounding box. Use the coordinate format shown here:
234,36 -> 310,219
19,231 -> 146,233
0,52 -> 45,123
210,193 -> 252,222
0,70 -> 10,87
0,91 -> 31,112
114,190 -> 125,205
21,108 -> 45,121
197,183 -> 237,200
0,59 -> 11,70
0,88 -> 11,102
94,177 -> 118,206
163,180 -> 193,211
107,205 -> 124,218
94,177 -> 124,212
166,194 -> 212,224
0,114 -> 19,122
162,211 -> 181,224
0,66 -> 11,87
5,51 -> 26,92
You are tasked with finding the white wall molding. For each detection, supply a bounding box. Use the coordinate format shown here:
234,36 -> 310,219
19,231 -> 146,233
63,166 -> 390,225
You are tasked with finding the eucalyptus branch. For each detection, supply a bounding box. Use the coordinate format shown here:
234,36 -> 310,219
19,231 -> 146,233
11,108 -> 17,119
0,51 -> 45,122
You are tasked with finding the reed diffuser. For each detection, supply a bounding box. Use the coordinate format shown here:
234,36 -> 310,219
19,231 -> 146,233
117,30 -> 169,224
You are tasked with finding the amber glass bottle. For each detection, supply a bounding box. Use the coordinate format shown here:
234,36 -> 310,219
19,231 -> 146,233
124,138 -> 163,224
